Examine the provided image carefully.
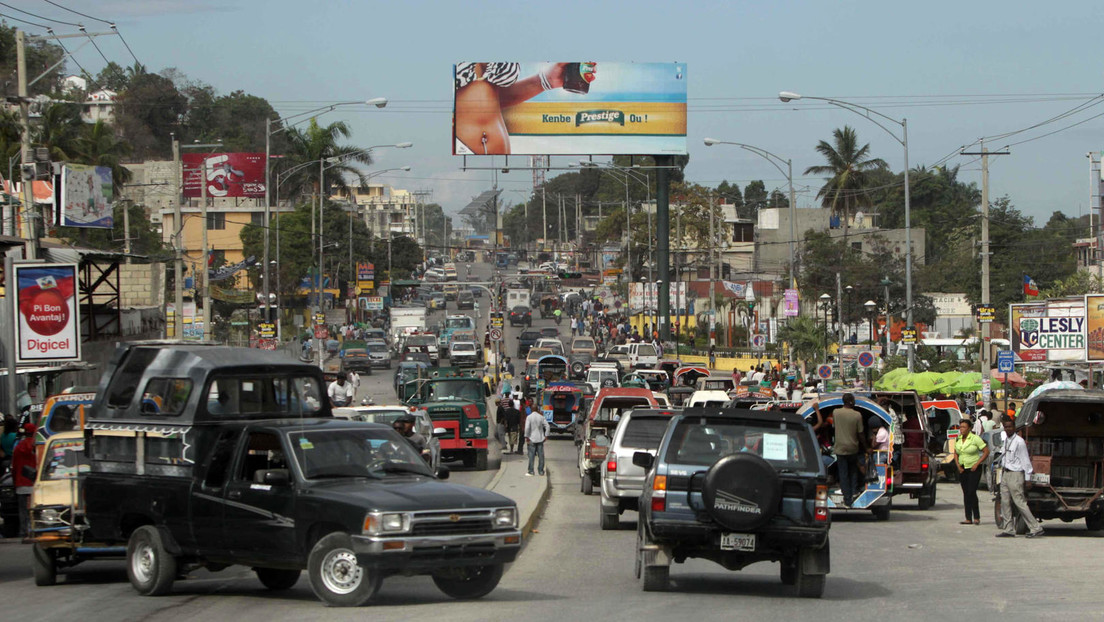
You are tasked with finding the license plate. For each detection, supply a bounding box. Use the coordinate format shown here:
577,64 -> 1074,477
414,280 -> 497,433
720,532 -> 756,551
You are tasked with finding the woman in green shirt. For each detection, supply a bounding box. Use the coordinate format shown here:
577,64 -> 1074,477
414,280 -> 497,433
954,419 -> 991,525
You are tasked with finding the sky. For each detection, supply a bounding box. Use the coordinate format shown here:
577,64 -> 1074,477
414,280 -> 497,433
8,0 -> 1104,229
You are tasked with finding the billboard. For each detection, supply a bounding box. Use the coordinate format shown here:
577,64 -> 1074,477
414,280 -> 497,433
453,62 -> 686,156
630,282 -> 687,313
59,164 -> 113,229
1010,299 -> 1085,363
1086,294 -> 1104,361
182,153 -> 266,198
14,263 -> 81,363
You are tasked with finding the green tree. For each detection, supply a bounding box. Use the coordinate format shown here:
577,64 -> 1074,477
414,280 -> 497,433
94,61 -> 130,92
804,126 -> 888,238
716,180 -> 743,213
777,315 -> 829,366
114,71 -> 188,160
422,203 -> 453,252
55,201 -> 168,257
0,25 -> 65,96
35,103 -> 83,161
71,121 -> 133,191
279,118 -> 373,200
743,180 -> 768,217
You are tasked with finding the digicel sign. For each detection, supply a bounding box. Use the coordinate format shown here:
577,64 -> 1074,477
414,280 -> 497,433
14,263 -> 81,363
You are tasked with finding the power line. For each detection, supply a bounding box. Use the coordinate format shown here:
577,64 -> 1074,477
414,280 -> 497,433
40,0 -> 113,25
0,1 -> 80,26
110,24 -> 140,65
0,11 -> 50,30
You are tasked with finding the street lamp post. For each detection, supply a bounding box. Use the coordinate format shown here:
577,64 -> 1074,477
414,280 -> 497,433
864,300 -> 878,384
264,98 -> 388,329
703,138 -> 797,289
780,91 -> 913,371
819,293 -> 832,362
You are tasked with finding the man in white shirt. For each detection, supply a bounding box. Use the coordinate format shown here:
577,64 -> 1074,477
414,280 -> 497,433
996,418 -> 1044,538
327,373 -> 355,408
524,407 -> 550,476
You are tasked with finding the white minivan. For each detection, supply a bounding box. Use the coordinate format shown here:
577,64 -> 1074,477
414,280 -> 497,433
609,343 -> 658,369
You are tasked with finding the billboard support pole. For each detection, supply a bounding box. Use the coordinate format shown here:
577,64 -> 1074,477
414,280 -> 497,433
656,155 -> 671,341
5,255 -> 17,424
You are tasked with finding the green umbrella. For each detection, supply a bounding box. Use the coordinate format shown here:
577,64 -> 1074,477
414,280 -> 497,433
892,371 -> 955,395
874,368 -> 909,390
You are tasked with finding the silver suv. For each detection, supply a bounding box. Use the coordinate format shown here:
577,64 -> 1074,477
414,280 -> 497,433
600,408 -> 680,530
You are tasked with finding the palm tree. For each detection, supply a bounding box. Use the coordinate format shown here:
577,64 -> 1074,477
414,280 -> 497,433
72,120 -> 133,191
279,118 -> 373,201
804,126 -> 887,239
35,103 -> 84,161
777,316 -> 829,366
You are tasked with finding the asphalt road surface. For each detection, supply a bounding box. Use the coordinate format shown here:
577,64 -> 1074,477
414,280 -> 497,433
3,261 -> 1101,620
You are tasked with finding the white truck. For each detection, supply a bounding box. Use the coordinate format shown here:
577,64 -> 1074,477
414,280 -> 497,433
506,288 -> 531,310
389,306 -> 427,352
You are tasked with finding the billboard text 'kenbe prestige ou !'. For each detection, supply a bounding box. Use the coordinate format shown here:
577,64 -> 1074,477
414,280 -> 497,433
453,62 -> 686,156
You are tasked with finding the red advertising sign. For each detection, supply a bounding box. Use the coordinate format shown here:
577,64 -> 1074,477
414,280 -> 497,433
182,153 -> 266,198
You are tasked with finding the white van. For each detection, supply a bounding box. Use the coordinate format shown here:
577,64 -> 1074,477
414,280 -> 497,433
622,343 -> 658,369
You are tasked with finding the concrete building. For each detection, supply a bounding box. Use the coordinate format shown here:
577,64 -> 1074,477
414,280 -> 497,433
340,184 -> 416,239
757,206 -> 926,277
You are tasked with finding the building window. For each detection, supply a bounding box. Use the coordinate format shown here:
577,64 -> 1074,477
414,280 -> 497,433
251,212 -> 264,226
207,212 -> 226,230
852,241 -> 862,252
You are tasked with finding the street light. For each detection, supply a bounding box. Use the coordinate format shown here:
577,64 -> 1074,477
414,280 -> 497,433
864,300 -> 877,345
703,138 -> 797,289
779,90 -> 914,371
264,99 -> 390,330
743,283 -> 757,348
819,293 -> 832,361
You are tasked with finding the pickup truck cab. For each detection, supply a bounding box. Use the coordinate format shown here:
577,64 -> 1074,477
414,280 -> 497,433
81,344 -> 518,607
577,388 -> 661,495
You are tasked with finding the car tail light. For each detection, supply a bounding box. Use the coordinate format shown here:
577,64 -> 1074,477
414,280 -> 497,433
921,460 -> 929,472
651,496 -> 666,512
606,454 -> 617,473
814,484 -> 828,522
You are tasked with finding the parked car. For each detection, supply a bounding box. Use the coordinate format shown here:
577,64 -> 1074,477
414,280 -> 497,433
509,305 -> 532,327
600,408 -> 680,530
635,407 -> 830,597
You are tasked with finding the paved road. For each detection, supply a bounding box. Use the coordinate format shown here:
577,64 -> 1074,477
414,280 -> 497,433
5,262 -> 1103,619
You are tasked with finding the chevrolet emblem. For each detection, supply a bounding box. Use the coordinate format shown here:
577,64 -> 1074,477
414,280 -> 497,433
449,513 -> 461,522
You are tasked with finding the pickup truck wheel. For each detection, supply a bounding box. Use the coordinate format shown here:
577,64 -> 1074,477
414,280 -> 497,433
126,525 -> 177,596
255,567 -> 301,590
32,544 -> 57,586
475,449 -> 488,471
308,533 -> 381,607
871,502 -> 891,521
600,507 -> 619,530
582,474 -> 594,495
1087,513 -> 1104,531
917,484 -> 936,510
432,563 -> 504,599
641,565 -> 668,592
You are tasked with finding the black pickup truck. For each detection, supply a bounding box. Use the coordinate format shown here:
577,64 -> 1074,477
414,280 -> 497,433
78,343 -> 521,607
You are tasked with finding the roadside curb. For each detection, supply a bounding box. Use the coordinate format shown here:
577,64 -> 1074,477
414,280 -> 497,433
521,469 -> 551,542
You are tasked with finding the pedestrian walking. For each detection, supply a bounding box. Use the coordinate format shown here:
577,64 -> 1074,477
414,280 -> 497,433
954,418 -> 990,525
524,406 -> 550,476
996,418 -> 1044,537
832,393 -> 866,507
709,345 -> 717,370
504,401 -> 522,454
12,422 -> 37,539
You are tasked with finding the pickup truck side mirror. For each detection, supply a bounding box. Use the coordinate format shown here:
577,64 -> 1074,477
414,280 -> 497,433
632,451 -> 654,470
435,465 -> 450,480
432,426 -> 450,438
259,469 -> 291,485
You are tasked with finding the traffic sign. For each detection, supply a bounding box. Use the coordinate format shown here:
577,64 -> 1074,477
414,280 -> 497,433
901,328 -> 918,345
977,305 -> 996,323
489,328 -> 503,341
258,322 -> 276,339
857,351 -> 875,368
997,350 -> 1015,373
490,312 -> 504,330
751,334 -> 766,350
313,312 -> 326,326
817,364 -> 834,380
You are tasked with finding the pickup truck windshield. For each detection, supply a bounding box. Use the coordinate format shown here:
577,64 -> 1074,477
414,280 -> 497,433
446,318 -> 474,329
664,420 -> 819,471
289,429 -> 433,479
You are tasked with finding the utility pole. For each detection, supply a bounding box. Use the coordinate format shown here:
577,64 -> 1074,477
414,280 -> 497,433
172,138 -> 183,339
708,190 -> 716,347
16,30 -> 36,260
962,142 -> 1009,383
541,186 -> 547,253
200,159 -> 212,341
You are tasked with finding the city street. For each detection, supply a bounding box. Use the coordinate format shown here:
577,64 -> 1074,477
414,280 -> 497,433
3,264 -> 1104,620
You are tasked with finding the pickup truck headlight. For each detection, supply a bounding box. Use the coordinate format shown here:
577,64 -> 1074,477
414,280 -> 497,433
363,512 -> 411,535
494,508 -> 518,529
36,508 -> 62,524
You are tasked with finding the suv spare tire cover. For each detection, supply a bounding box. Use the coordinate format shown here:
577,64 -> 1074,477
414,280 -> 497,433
702,453 -> 781,531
